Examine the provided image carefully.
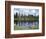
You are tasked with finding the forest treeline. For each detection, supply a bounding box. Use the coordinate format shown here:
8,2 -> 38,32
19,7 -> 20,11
14,13 -> 39,22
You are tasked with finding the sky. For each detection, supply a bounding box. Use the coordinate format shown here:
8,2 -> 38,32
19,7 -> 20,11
14,8 -> 39,16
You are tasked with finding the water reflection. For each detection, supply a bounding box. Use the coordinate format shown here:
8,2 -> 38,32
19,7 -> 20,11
15,21 -> 39,27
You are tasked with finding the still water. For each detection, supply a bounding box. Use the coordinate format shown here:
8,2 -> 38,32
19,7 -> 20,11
15,21 -> 39,27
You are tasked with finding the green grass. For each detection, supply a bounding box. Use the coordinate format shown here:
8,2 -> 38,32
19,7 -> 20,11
14,24 -> 39,30
14,18 -> 38,21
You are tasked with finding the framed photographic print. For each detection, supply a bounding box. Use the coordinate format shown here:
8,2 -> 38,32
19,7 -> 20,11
5,1 -> 45,38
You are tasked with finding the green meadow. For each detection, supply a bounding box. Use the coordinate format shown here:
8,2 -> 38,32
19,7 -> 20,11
14,24 -> 39,30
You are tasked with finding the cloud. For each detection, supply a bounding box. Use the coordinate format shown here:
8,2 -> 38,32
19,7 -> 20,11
14,8 -> 39,16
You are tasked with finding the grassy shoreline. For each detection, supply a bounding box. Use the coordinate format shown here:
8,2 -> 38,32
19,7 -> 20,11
14,18 -> 39,22
14,24 -> 39,30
